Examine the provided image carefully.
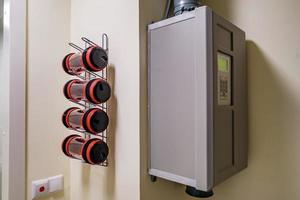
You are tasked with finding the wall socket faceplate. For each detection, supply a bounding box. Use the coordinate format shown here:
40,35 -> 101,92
32,175 -> 63,199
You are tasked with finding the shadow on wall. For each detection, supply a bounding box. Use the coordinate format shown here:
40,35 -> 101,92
212,40 -> 300,199
211,41 -> 291,200
106,65 -> 117,198
74,65 -> 117,200
38,191 -> 65,200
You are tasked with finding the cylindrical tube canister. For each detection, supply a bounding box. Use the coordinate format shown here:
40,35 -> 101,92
62,107 -> 109,134
62,46 -> 108,75
62,134 -> 109,165
63,78 -> 111,104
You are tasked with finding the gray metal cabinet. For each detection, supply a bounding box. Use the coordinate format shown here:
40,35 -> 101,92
148,6 -> 247,193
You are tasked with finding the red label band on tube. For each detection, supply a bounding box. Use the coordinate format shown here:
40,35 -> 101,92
86,79 -> 101,104
86,47 -> 100,72
86,140 -> 99,165
84,108 -> 98,134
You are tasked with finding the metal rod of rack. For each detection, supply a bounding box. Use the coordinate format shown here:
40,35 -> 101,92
69,99 -> 107,110
74,70 -> 107,81
102,34 -> 109,51
68,43 -> 84,52
81,37 -> 99,47
69,127 -> 108,139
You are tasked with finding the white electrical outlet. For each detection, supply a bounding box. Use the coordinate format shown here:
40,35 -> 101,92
32,175 -> 64,199
32,179 -> 49,199
48,175 -> 64,193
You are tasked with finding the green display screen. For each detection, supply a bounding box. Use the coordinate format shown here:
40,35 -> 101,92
218,53 -> 230,72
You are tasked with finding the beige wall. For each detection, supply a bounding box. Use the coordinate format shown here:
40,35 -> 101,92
27,0 -> 71,199
69,0 -> 140,200
140,0 -> 300,200
25,0 -> 300,200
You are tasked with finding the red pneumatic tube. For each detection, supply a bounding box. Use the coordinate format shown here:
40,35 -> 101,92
63,78 -> 111,104
62,134 -> 109,165
62,107 -> 109,134
62,46 -> 108,75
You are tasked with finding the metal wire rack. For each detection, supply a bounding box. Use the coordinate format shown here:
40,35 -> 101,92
68,34 -> 109,167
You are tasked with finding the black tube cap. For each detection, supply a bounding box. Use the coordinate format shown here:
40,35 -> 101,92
82,108 -> 109,134
90,47 -> 108,69
89,109 -> 109,133
82,47 -> 108,72
89,142 -> 109,164
93,80 -> 111,103
82,138 -> 109,164
86,79 -> 111,104
185,186 -> 214,198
